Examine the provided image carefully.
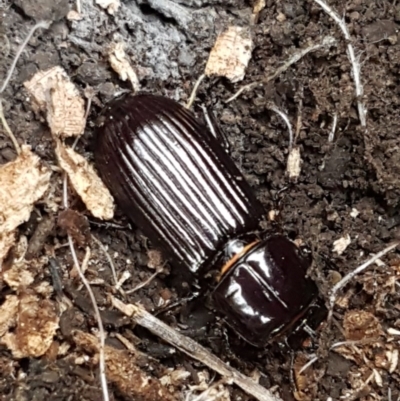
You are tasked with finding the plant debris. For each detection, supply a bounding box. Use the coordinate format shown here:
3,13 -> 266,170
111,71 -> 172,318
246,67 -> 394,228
55,140 -> 114,220
24,66 -> 86,139
73,331 -> 178,401
0,291 -> 59,358
95,0 -> 121,15
108,42 -> 140,91
332,234 -> 351,255
205,26 -> 253,83
0,146 -> 51,266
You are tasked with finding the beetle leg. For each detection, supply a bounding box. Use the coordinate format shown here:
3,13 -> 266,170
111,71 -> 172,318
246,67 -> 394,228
201,105 -> 230,153
302,324 -> 317,338
153,291 -> 201,316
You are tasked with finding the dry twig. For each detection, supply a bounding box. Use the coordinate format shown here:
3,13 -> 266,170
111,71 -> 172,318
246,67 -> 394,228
266,102 -> 294,150
63,175 -> 110,401
111,296 -> 282,401
91,235 -> 118,286
226,36 -> 336,103
0,20 -> 50,94
298,355 -> 319,375
74,331 -> 176,401
0,99 -> 20,154
312,0 -> 366,126
186,74 -> 205,109
328,242 -> 399,320
328,113 -> 338,143
125,268 -> 163,294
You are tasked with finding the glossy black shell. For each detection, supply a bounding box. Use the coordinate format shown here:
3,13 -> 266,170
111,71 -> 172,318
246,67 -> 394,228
94,94 -> 265,273
94,93 -> 322,347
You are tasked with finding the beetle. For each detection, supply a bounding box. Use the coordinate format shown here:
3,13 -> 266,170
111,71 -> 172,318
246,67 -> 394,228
94,93 -> 323,347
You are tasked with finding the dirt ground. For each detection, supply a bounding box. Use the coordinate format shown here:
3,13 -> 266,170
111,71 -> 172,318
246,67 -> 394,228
1,0 -> 400,400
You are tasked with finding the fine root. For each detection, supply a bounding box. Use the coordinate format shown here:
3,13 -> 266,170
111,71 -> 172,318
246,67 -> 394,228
313,0 -> 367,127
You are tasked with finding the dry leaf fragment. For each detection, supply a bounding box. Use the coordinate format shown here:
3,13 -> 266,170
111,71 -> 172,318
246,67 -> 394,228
1,292 -> 59,358
55,140 -> 114,220
160,368 -> 191,386
286,147 -> 302,179
73,331 -> 177,401
205,26 -> 253,83
58,209 -> 91,247
0,295 -> 19,337
3,263 -> 35,290
332,234 -> 351,255
147,249 -> 164,270
373,346 -> 399,372
109,42 -> 140,91
350,208 -> 360,218
96,0 -> 120,14
0,145 -> 51,265
251,0 -> 266,24
389,349 -> 398,373
292,353 -> 315,401
3,235 -> 48,290
67,10 -> 83,20
387,328 -> 400,336
373,369 -> 383,387
0,231 -> 15,267
0,146 -> 51,232
24,66 -> 86,139
194,385 -> 231,401
343,310 -> 383,341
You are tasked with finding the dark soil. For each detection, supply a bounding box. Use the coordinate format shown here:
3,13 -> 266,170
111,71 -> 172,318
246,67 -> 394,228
1,0 -> 400,400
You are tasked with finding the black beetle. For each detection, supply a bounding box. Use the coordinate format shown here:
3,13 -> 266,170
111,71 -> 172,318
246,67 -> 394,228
94,93 -> 323,347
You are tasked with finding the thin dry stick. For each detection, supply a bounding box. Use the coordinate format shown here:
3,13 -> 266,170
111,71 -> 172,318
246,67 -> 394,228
111,296 -> 282,401
328,242 -> 399,320
330,338 -> 380,350
80,246 -> 91,274
125,268 -> 162,294
312,0 -> 366,127
84,95 -> 92,121
328,113 -> 338,142
0,20 -> 51,94
91,235 -> 118,286
388,327 -> 400,336
0,99 -> 20,153
186,73 -> 206,109
266,102 -> 294,150
226,36 -> 336,103
115,270 -> 131,291
63,175 -> 110,401
294,88 -> 303,143
68,239 -> 109,401
298,355 -> 319,375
